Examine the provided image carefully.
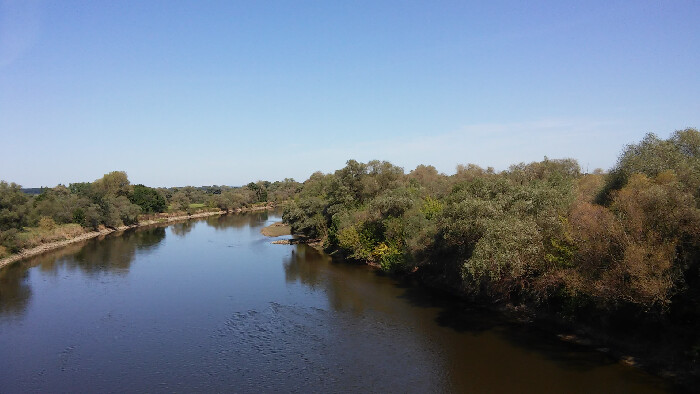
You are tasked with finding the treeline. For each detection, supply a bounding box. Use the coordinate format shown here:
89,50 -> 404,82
0,172 -> 301,256
162,179 -> 300,213
283,129 -> 699,329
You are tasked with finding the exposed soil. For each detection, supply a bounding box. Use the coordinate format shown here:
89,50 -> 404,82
261,222 -> 292,237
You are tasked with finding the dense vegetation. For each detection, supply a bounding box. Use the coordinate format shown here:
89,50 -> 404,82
283,128 -> 700,364
0,172 -> 301,258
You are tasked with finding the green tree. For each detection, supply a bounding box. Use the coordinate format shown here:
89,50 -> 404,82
170,191 -> 191,213
0,181 -> 30,231
92,171 -> 132,199
246,181 -> 268,202
103,196 -> 141,227
0,181 -> 31,253
130,184 -> 167,213
597,128 -> 700,203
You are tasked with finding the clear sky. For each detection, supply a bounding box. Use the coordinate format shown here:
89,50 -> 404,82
1,0 -> 698,187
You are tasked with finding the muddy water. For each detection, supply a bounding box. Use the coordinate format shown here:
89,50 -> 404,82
0,212 -> 670,393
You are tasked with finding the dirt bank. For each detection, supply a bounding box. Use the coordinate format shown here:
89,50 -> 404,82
0,204 -> 276,270
260,222 -> 291,237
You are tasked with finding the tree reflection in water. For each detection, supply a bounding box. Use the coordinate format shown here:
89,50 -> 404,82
283,245 -> 327,289
283,244 -> 402,316
170,221 -> 195,237
0,226 -> 166,317
205,211 -> 269,231
0,263 -> 30,316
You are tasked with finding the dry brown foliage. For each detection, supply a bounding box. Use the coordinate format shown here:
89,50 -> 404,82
565,171 -> 700,309
575,174 -> 605,203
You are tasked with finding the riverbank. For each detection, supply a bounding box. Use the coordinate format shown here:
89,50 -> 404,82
0,203 -> 277,270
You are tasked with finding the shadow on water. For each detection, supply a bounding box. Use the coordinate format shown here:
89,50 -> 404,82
398,283 -> 617,368
284,244 -> 672,392
392,276 -> 675,392
0,226 -> 166,317
283,244 -> 326,289
283,245 -> 380,315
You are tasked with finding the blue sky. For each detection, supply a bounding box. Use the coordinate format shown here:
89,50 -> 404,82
1,0 -> 698,187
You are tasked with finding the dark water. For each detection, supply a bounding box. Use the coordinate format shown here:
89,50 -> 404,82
0,211 -> 670,393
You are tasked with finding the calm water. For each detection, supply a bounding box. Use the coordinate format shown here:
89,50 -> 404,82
0,211 -> 670,393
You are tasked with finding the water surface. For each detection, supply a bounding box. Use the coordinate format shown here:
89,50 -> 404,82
0,212 -> 670,392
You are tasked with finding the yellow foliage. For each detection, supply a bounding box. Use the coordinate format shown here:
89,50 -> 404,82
654,170 -> 677,185
38,216 -> 57,231
337,225 -> 360,252
575,174 -> 605,203
372,242 -> 389,259
420,197 -> 443,219
620,242 -> 675,307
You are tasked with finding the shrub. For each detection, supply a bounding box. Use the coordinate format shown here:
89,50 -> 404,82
466,216 -> 545,297
38,216 -> 57,231
373,242 -> 405,271
0,229 -> 22,253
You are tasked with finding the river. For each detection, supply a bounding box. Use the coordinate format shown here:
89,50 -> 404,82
0,211 -> 671,392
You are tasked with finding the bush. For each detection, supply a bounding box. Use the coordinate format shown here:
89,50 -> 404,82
0,228 -> 22,253
465,216 -> 545,297
373,242 -> 405,271
38,216 -> 57,231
